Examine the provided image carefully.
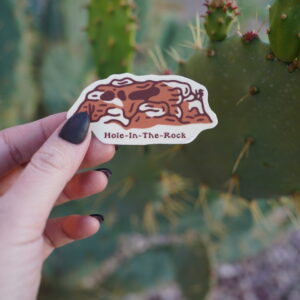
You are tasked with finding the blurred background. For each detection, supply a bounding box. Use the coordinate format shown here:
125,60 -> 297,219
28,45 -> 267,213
2,0 -> 300,299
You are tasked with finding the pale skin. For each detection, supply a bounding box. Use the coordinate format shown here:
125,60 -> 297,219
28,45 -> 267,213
0,112 -> 115,300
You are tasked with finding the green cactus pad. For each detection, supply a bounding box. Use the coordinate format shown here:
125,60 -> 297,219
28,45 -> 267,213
87,0 -> 137,78
158,36 -> 300,199
269,0 -> 300,62
204,0 -> 239,41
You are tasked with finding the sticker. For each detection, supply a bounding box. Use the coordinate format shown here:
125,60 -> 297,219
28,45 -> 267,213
67,73 -> 218,145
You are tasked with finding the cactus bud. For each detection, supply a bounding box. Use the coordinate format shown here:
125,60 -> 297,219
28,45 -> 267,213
242,31 -> 259,44
203,0 -> 239,41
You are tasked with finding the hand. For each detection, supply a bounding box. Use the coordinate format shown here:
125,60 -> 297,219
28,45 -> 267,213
0,112 -> 115,300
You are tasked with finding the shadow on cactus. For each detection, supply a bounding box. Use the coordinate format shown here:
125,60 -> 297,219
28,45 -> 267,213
151,0 -> 300,199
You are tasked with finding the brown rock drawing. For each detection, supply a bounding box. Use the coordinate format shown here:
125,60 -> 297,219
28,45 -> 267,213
76,77 -> 213,129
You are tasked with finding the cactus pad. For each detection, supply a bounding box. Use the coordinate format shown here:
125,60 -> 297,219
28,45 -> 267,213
159,35 -> 300,199
203,0 -> 239,41
87,0 -> 137,78
268,0 -> 300,63
0,0 -> 37,128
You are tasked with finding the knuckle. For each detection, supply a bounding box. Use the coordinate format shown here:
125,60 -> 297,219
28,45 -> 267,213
0,130 -> 24,165
30,146 -> 67,174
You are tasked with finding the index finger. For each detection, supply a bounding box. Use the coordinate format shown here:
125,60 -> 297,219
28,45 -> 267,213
0,113 -> 66,177
2,113 -> 92,228
0,113 -> 116,178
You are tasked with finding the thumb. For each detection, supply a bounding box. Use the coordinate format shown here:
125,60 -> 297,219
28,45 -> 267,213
2,112 -> 91,228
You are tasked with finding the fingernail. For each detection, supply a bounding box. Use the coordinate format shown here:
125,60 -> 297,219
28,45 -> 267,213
95,168 -> 112,179
89,214 -> 104,224
115,145 -> 121,151
59,112 -> 90,144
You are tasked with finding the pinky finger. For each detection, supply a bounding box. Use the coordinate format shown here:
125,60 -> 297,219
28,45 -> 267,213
43,214 -> 103,259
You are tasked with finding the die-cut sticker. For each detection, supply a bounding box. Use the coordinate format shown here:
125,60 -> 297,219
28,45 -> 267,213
67,73 -> 218,145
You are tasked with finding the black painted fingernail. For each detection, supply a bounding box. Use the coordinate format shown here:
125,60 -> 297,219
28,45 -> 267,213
90,214 -> 104,224
59,112 -> 90,144
95,168 -> 112,179
115,145 -> 121,151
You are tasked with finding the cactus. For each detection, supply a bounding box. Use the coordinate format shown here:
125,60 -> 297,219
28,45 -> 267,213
17,0 -> 300,298
203,0 -> 239,41
87,0 -> 137,79
268,0 -> 300,64
0,0 -> 37,129
36,0 -> 94,115
34,1 -> 300,299
0,0 -> 19,97
41,144 -> 294,299
42,232 -> 211,299
149,0 -> 300,199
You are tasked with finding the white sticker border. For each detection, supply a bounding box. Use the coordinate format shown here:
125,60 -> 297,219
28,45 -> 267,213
67,73 -> 218,145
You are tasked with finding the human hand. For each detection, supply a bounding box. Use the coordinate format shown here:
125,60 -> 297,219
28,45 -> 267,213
0,112 -> 115,300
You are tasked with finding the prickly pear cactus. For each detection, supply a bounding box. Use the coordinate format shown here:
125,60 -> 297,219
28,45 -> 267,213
0,0 -> 37,129
38,0 -> 94,115
268,0 -> 300,64
41,147 -> 213,299
87,0 -> 137,78
37,0 -> 300,298
0,0 -> 19,98
42,144 -> 294,299
154,0 -> 300,199
204,0 -> 239,41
